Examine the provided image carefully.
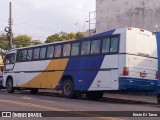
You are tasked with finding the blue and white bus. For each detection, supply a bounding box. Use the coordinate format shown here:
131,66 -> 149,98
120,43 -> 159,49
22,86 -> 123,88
3,27 -> 158,100
155,32 -> 160,104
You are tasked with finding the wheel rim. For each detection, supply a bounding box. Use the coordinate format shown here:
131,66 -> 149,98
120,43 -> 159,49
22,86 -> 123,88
64,81 -> 72,96
8,80 -> 12,88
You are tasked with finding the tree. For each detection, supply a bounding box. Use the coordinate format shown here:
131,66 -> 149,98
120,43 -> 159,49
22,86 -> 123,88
45,32 -> 84,43
0,34 -> 8,55
75,32 -> 84,39
31,40 -> 41,45
13,35 -> 31,48
45,34 -> 62,43
67,32 -> 76,40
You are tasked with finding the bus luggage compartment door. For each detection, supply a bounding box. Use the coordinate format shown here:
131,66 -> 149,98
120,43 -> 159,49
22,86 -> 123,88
89,69 -> 118,90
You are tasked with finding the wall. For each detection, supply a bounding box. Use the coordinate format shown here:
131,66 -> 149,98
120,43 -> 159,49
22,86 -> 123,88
96,0 -> 160,33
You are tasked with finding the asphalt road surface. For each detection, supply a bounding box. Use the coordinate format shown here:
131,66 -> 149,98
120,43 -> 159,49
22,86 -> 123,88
0,89 -> 160,120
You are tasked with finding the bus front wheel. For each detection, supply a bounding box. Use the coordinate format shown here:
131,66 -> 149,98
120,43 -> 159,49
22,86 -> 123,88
62,79 -> 75,98
157,94 -> 160,104
86,91 -> 104,100
6,78 -> 14,93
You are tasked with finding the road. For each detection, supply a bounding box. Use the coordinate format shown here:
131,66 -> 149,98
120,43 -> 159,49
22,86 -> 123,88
0,89 -> 160,120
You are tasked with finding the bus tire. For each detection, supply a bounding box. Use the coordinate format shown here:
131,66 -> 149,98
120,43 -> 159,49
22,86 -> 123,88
6,78 -> 14,93
86,91 -> 104,100
62,79 -> 75,98
30,88 -> 38,94
157,94 -> 160,104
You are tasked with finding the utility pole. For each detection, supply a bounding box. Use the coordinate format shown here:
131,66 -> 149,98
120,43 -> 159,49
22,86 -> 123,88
9,0 -> 13,50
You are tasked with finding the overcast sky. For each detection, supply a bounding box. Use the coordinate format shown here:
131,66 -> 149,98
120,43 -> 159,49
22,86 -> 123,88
0,0 -> 95,42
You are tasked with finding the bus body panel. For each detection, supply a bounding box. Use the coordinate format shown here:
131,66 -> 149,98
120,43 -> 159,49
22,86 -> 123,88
88,55 -> 119,91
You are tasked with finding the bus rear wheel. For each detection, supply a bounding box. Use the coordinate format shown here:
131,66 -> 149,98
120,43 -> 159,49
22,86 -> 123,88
157,94 -> 160,104
62,79 -> 75,98
6,78 -> 14,93
86,91 -> 104,100
30,88 -> 38,94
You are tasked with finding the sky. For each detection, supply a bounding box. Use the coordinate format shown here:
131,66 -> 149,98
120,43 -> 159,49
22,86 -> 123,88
0,0 -> 96,42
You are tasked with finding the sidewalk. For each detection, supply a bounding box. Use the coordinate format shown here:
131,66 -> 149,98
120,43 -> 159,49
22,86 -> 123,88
103,92 -> 157,103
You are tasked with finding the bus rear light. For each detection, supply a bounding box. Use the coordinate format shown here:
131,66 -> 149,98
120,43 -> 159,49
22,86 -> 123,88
128,28 -> 132,30
123,67 -> 129,76
140,29 -> 144,32
156,71 -> 158,79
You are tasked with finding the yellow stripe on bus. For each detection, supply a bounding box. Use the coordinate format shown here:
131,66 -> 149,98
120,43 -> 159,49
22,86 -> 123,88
20,58 -> 69,88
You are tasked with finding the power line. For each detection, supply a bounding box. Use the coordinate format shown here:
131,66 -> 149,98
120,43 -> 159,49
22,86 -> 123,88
13,22 -> 57,33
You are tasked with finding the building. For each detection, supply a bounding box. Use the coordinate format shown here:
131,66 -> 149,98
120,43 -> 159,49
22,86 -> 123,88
96,0 -> 160,33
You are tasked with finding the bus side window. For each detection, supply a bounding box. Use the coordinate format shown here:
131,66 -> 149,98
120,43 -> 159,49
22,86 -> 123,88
27,49 -> 33,61
71,42 -> 79,56
33,48 -> 40,60
110,37 -> 119,53
63,44 -> 71,57
91,40 -> 101,54
102,38 -> 110,53
81,41 -> 90,55
40,47 -> 47,59
21,49 -> 27,61
54,45 -> 62,58
47,46 -> 54,58
16,50 -> 21,62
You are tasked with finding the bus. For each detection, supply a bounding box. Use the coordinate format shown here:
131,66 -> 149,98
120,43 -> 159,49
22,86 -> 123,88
3,27 -> 158,100
155,32 -> 160,104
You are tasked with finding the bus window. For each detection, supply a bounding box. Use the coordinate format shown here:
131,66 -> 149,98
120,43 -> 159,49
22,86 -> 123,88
71,43 -> 79,56
54,45 -> 62,58
91,40 -> 101,54
63,44 -> 71,57
16,50 -> 21,62
110,37 -> 119,53
102,38 -> 110,53
5,54 -> 15,64
40,47 -> 47,59
47,46 -> 54,58
33,48 -> 40,60
81,41 -> 90,55
27,49 -> 33,61
21,50 -> 27,61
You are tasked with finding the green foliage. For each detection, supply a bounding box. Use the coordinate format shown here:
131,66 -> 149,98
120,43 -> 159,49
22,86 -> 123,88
67,32 -> 76,40
45,34 -> 63,43
31,40 -> 41,45
13,35 -> 32,48
45,32 -> 84,43
0,34 -> 42,54
0,34 -> 8,51
75,32 -> 84,38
